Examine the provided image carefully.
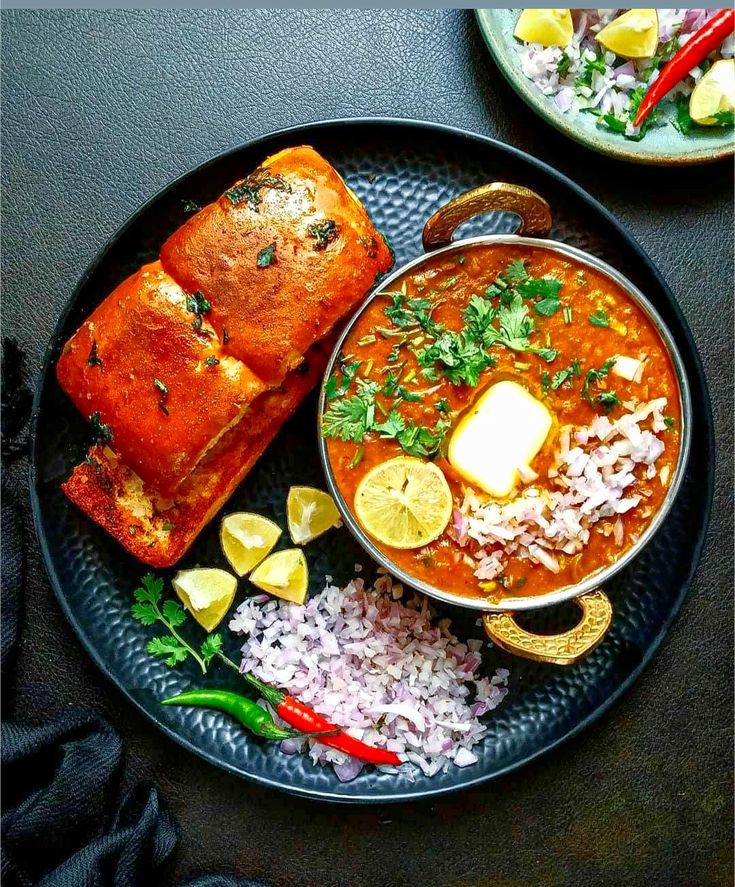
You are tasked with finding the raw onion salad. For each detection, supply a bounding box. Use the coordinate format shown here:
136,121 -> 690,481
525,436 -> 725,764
230,572 -> 509,781
514,9 -> 735,139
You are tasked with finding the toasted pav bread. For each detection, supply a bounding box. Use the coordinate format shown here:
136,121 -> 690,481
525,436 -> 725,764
62,342 -> 329,567
56,262 -> 268,496
160,146 -> 393,384
57,146 -> 392,563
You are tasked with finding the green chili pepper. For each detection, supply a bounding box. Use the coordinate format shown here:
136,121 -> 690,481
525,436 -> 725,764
161,689 -> 337,741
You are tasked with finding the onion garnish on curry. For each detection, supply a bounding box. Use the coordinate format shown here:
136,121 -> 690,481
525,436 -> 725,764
321,244 -> 681,602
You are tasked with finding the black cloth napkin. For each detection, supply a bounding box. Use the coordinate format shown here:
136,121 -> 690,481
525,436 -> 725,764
1,339 -> 264,887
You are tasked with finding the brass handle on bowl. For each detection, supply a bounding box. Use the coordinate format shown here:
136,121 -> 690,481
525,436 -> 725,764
422,182 -> 552,250
482,589 -> 613,666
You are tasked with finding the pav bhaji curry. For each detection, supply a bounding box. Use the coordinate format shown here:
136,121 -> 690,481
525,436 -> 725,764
322,243 -> 682,602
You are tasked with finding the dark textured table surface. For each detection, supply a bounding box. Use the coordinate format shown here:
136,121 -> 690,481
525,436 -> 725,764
2,10 -> 733,886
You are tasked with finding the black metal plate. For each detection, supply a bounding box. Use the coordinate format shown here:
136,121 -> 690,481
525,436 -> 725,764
30,120 -> 714,803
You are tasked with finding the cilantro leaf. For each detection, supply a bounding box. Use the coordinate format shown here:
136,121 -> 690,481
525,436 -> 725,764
384,292 -> 440,334
162,599 -> 187,627
517,277 -> 562,300
224,171 -> 290,210
307,219 -> 339,250
134,574 -> 163,605
597,391 -> 621,414
201,633 -> 224,666
435,398 -> 450,414
534,297 -> 561,317
664,416 -> 675,431
589,309 -> 609,327
325,360 -> 361,400
147,635 -> 190,668
497,295 -> 534,350
582,357 -> 617,405
714,111 -> 734,128
373,409 -> 406,438
321,379 -> 380,442
131,601 -> 159,626
89,411 -> 113,444
256,242 -> 277,268
533,346 -> 559,363
504,259 -> 529,284
463,294 -> 496,340
397,418 -> 450,457
417,330 -> 495,387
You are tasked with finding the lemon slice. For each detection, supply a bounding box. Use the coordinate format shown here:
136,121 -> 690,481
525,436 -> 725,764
597,9 -> 658,59
287,486 -> 341,544
353,457 -> 453,550
220,512 -> 281,576
173,568 -> 237,631
514,9 -> 573,47
249,548 -> 309,604
690,59 -> 735,125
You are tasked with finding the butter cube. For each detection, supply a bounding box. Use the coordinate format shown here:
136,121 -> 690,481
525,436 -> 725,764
448,380 -> 552,498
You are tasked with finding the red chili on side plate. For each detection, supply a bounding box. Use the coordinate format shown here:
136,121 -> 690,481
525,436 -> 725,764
634,8 -> 735,127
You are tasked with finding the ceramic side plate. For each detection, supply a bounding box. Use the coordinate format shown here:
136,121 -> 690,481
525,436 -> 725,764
476,8 -> 735,165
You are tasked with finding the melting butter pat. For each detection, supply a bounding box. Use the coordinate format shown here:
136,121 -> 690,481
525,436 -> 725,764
448,380 -> 552,498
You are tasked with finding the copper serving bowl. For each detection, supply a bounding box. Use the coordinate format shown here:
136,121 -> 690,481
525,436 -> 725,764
318,183 -> 692,665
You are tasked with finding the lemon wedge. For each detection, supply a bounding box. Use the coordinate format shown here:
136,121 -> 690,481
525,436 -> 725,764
249,548 -> 309,604
690,59 -> 735,125
220,512 -> 281,576
286,486 -> 341,545
597,9 -> 658,59
514,9 -> 573,47
353,457 -> 453,550
172,568 -> 237,631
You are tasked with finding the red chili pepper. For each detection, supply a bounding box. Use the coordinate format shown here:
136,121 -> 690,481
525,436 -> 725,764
634,9 -> 735,127
242,672 -> 402,767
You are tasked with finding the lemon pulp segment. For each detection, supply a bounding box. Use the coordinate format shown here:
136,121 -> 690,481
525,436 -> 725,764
286,486 -> 341,544
690,59 -> 735,125
514,9 -> 574,47
220,512 -> 281,576
596,9 -> 659,59
249,548 -> 309,604
173,568 -> 238,631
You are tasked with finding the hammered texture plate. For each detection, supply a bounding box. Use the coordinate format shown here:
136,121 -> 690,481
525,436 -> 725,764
30,120 -> 714,802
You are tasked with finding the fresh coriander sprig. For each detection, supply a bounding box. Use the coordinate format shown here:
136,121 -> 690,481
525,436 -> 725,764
131,574 -> 223,673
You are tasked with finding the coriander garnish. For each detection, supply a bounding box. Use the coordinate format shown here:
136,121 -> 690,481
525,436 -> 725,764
321,378 -> 380,443
581,357 -> 618,408
224,171 -> 290,210
307,219 -> 339,250
153,378 -> 169,415
324,359 -> 361,400
589,309 -> 610,327
257,242 -> 277,268
205,356 -> 220,367
186,290 -> 212,332
596,391 -> 621,414
86,340 -> 103,367
551,359 -> 582,390
89,411 -> 113,444
131,574 -> 222,673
